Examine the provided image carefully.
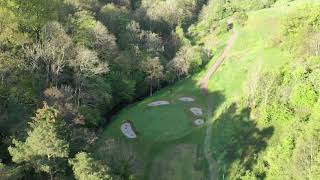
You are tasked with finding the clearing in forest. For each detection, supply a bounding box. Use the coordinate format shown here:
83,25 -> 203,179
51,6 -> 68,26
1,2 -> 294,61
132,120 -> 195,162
96,1 -> 305,179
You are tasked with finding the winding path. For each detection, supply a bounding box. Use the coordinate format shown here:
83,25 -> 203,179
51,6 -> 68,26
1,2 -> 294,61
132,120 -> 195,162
202,30 -> 238,180
201,30 -> 239,96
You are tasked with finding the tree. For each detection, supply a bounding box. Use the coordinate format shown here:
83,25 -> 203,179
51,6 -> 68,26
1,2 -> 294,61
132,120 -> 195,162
98,3 -> 130,34
233,11 -> 248,26
109,71 -> 136,104
69,46 -> 109,108
24,21 -> 73,86
3,0 -> 62,36
119,20 -> 163,55
93,22 -> 118,61
166,51 -> 190,81
303,30 -> 320,57
95,139 -> 142,180
143,31 -> 164,55
290,83 -> 317,115
72,47 -> 109,79
8,103 -> 69,180
71,10 -> 98,47
0,6 -> 29,48
166,45 -> 207,80
143,0 -> 198,30
63,0 -> 102,13
0,53 -> 24,85
292,121 -> 320,179
141,57 -> 164,96
69,152 -> 112,180
0,163 -> 23,180
282,4 -> 320,54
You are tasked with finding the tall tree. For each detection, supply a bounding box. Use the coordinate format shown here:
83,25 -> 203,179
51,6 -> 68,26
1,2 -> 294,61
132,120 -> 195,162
24,21 -> 73,86
69,46 -> 109,108
8,103 -> 69,180
3,0 -> 62,36
69,152 -> 112,180
292,122 -> 320,179
166,47 -> 190,80
141,57 -> 164,96
0,6 -> 29,48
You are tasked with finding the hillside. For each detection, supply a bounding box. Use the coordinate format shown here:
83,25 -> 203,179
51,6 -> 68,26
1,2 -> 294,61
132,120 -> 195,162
98,0 -> 320,179
1,0 -> 320,179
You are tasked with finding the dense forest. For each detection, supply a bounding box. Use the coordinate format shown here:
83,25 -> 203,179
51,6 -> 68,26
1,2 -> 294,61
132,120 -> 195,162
0,0 -> 320,179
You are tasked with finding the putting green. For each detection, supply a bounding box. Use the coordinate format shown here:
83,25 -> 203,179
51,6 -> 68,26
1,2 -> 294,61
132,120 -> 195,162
107,99 -> 205,141
136,105 -> 193,141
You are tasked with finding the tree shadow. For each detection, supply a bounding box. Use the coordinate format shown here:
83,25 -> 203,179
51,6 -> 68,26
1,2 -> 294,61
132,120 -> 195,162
210,103 -> 274,179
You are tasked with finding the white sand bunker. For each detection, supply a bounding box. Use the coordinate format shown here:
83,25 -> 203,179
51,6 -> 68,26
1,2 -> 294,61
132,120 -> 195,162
121,122 -> 137,139
194,119 -> 205,125
190,107 -> 203,116
179,97 -> 194,102
148,101 -> 170,107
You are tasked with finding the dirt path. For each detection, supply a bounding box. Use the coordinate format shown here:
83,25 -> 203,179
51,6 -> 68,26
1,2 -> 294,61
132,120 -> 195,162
204,95 -> 218,180
201,30 -> 239,96
202,30 -> 238,180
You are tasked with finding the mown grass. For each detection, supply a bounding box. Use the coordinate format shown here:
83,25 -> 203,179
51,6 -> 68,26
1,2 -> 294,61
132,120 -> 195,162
96,1 -> 315,179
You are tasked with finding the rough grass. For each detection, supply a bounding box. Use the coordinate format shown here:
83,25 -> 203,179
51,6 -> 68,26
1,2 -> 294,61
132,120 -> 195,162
96,1 -> 317,179
150,144 -> 204,180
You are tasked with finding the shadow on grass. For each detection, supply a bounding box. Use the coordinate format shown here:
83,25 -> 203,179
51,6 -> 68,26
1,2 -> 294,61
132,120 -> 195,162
140,82 -> 227,180
211,103 -> 274,179
134,79 -> 228,180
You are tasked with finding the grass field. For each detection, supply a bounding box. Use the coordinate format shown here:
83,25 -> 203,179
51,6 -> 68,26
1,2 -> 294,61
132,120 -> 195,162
96,1 -> 315,179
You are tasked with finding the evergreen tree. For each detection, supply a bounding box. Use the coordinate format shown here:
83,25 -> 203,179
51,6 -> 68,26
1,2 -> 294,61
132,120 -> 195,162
8,103 -> 69,180
69,152 -> 112,180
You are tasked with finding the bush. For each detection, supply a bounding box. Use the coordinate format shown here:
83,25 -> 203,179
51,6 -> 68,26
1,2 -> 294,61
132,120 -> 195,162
260,102 -> 294,124
282,4 -> 320,55
214,21 -> 229,35
290,83 -> 317,110
233,11 -> 248,26
79,106 -> 103,127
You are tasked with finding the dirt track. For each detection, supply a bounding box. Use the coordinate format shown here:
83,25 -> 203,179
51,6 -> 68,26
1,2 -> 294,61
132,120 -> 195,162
201,31 -> 239,95
202,30 -> 238,180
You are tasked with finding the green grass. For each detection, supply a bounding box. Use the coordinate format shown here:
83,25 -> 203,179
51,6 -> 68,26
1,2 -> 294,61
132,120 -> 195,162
150,144 -> 204,180
109,99 -> 203,141
95,1 -> 317,179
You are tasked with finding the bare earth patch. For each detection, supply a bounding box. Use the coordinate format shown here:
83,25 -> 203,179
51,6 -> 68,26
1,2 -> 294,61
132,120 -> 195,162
121,122 -> 137,139
190,107 -> 203,116
148,101 -> 170,107
194,119 -> 205,126
179,97 -> 195,102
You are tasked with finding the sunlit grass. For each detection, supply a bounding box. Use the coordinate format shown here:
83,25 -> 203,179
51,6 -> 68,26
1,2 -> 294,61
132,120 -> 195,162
97,1 -> 315,179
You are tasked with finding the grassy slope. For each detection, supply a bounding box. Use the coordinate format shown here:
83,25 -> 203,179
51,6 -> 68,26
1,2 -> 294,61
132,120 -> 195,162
96,1 -> 315,179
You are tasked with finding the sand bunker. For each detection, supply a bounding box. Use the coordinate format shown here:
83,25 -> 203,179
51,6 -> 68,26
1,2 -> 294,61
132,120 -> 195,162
148,101 -> 170,107
179,97 -> 194,102
194,119 -> 205,125
190,107 -> 203,116
121,122 -> 137,139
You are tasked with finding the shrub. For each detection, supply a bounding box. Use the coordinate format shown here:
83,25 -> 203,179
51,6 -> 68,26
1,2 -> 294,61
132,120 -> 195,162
282,4 -> 320,55
290,83 -> 317,110
260,102 -> 294,124
233,11 -> 248,27
79,106 -> 103,127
